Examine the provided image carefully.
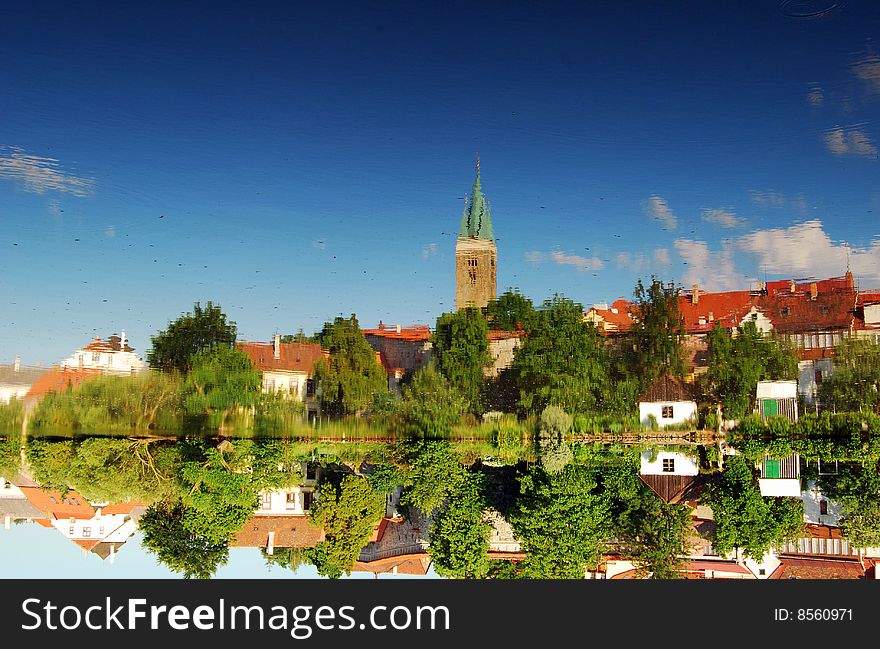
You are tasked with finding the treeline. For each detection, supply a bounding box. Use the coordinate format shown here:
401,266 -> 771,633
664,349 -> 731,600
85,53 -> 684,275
14,435 -> 873,579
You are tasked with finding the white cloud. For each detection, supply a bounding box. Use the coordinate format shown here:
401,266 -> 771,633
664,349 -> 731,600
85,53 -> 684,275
48,199 -> 61,216
674,239 -> 749,292
807,85 -> 824,107
615,247 -> 670,273
737,219 -> 880,283
823,126 -> 878,159
852,53 -> 880,97
105,225 -> 115,239
701,208 -> 745,229
311,239 -> 326,250
421,243 -> 438,259
524,251 -> 544,264
549,251 -> 604,271
749,190 -> 787,208
654,247 -> 671,266
0,146 -> 94,196
642,195 -> 677,230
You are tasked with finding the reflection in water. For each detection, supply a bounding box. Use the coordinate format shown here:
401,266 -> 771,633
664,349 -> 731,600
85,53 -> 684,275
1,430 -> 879,580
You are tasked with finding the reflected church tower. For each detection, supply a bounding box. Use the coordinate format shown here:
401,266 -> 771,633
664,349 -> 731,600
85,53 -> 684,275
455,157 -> 497,310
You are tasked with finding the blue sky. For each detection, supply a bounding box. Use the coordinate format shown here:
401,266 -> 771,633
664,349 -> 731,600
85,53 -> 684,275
0,523 -> 436,579
2,1 -> 880,364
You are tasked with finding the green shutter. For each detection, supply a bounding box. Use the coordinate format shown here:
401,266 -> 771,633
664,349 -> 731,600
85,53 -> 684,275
762,399 -> 778,418
764,458 -> 781,479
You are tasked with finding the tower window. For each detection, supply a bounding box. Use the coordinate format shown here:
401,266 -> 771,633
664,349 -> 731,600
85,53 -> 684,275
468,268 -> 477,285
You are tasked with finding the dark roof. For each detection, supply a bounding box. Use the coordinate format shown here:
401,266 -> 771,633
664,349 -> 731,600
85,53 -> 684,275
638,375 -> 698,403
0,365 -> 50,385
639,474 -> 702,504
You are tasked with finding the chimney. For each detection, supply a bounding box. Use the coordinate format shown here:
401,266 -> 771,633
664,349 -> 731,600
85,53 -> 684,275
395,324 -> 401,334
846,270 -> 854,290
790,281 -> 796,293
274,334 -> 281,360
13,356 -> 20,372
120,329 -> 127,350
266,530 -> 275,556
692,284 -> 700,304
810,283 -> 818,300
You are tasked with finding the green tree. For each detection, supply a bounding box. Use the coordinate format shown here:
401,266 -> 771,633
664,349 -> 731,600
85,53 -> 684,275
509,295 -> 609,415
705,321 -> 798,419
509,464 -> 611,578
0,434 -> 21,481
619,493 -> 692,579
313,315 -> 387,417
704,455 -> 803,558
183,346 -> 262,429
307,474 -> 386,578
818,337 -> 880,412
399,441 -> 469,516
432,308 -> 491,412
428,474 -> 491,579
139,501 -> 229,579
398,364 -> 467,435
819,462 -> 880,548
484,289 -> 537,332
148,301 -> 238,373
628,278 -> 686,383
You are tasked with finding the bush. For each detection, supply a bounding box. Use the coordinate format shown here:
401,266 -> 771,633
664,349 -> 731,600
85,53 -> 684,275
539,405 -> 572,437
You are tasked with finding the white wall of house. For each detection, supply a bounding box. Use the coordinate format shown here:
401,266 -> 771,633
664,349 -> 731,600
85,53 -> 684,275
863,304 -> 880,329
638,401 -> 697,428
797,359 -> 834,403
741,551 -> 782,579
0,386 -> 29,404
758,478 -> 802,497
50,511 -> 134,541
600,560 -> 637,579
639,451 -> 699,476
756,380 -> 798,400
0,478 -> 25,499
61,350 -> 145,375
802,479 -> 841,526
738,308 -> 774,335
262,370 -> 309,400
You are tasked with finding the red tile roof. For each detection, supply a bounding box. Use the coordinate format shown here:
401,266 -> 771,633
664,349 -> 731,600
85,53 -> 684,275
584,300 -> 635,333
20,487 -> 96,520
486,330 -> 526,341
362,324 -> 432,342
237,342 -> 326,374
230,515 -> 325,548
769,557 -> 865,579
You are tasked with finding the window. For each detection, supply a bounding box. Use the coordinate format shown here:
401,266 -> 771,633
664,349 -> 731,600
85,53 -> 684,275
69,526 -> 75,535
303,491 -> 313,512
99,527 -> 105,536
662,458 -> 675,473
306,379 -> 316,397
266,379 -> 275,392
70,497 -> 79,505
286,492 -> 299,510
661,405 -> 674,419
261,492 -> 272,509
468,268 -> 477,285
815,369 -> 823,385
780,307 -> 789,316
82,527 -> 91,538
819,500 -> 828,515
92,352 -> 101,362
759,568 -> 766,576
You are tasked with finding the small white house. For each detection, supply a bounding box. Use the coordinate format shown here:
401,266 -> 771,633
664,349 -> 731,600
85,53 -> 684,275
638,375 -> 698,428
638,450 -> 701,503
757,452 -> 801,497
60,331 -> 146,376
755,380 -> 798,421
253,461 -> 320,516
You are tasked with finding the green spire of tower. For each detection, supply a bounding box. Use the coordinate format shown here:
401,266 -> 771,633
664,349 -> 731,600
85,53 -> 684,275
459,155 -> 494,240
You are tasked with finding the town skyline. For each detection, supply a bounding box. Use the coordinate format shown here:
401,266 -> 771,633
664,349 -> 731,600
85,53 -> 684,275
3,1 -> 880,364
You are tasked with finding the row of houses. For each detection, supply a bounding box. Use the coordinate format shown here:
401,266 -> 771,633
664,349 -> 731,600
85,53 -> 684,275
586,271 -> 880,404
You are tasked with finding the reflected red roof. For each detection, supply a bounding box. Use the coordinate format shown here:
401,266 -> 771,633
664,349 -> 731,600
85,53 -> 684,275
26,367 -> 102,398
237,342 -> 326,374
769,557 -> 865,579
362,325 -> 432,342
231,515 -> 325,548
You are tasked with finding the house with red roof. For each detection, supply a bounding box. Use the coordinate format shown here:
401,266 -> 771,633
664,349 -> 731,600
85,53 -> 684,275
237,336 -> 326,419
362,324 -> 433,392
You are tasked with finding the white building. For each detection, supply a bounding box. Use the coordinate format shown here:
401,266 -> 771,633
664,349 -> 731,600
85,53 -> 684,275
237,337 -> 325,404
637,375 -> 698,428
757,452 -> 802,497
254,461 -> 320,516
60,331 -> 146,375
755,380 -> 798,421
0,359 -> 48,403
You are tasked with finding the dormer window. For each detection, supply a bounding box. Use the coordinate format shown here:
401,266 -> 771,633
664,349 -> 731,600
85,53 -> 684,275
780,307 -> 789,317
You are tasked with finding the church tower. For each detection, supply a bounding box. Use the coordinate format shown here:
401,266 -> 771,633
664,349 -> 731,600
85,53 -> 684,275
455,157 -> 497,310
